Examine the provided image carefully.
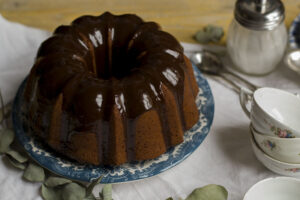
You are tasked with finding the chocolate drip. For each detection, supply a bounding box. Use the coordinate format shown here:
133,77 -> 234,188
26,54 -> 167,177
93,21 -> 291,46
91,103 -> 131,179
142,76 -> 171,148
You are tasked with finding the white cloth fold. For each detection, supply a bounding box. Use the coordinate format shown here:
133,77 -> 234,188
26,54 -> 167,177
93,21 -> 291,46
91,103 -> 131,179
0,14 -> 299,200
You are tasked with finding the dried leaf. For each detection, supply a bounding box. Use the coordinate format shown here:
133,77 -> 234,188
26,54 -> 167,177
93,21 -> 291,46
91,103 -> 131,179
45,176 -> 72,187
62,182 -> 86,200
23,162 -> 45,182
86,176 -> 103,197
185,184 -> 228,200
41,184 -> 62,200
6,150 -> 28,163
6,155 -> 26,170
100,184 -> 112,200
0,129 -> 14,153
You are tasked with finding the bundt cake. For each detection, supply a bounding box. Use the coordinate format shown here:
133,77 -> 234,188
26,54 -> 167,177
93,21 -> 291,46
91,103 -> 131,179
23,12 -> 199,165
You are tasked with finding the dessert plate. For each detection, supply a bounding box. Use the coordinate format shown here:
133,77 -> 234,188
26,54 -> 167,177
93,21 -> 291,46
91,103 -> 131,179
12,64 -> 214,183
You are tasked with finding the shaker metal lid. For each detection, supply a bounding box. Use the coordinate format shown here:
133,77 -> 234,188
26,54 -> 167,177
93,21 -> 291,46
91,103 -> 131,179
234,0 -> 285,30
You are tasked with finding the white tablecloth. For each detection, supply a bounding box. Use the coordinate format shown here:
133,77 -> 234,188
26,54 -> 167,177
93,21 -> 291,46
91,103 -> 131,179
0,14 -> 299,200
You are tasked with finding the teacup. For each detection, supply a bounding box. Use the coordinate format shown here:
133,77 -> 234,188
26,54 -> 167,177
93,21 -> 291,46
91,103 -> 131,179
251,125 -> 300,164
250,130 -> 300,177
240,87 -> 300,138
244,177 -> 300,200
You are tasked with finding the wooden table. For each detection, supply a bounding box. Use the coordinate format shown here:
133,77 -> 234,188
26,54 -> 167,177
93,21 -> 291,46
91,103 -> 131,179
0,0 -> 299,43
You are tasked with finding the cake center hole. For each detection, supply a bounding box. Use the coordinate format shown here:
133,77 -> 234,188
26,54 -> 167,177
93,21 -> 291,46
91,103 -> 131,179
91,47 -> 140,79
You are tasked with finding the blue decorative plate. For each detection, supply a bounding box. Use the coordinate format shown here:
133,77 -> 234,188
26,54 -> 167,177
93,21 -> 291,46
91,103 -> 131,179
289,13 -> 300,49
12,64 -> 214,183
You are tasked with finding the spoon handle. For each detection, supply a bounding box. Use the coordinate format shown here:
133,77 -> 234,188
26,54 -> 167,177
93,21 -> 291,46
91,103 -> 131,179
222,69 -> 259,91
219,73 -> 242,93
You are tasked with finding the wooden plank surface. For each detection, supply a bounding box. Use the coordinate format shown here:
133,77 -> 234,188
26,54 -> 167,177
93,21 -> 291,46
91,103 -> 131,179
0,0 -> 299,43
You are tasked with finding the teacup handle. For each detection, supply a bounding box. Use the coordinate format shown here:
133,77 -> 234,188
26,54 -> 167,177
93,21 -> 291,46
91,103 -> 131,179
239,87 -> 253,118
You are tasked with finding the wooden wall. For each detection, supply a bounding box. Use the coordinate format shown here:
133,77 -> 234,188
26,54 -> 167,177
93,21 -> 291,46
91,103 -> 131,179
0,0 -> 299,43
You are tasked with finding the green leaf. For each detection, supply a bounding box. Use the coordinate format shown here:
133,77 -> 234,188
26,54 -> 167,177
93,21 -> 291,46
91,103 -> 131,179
194,31 -> 211,44
166,198 -> 174,200
6,150 -> 28,163
45,176 -> 72,187
100,184 -> 112,200
83,194 -> 96,200
41,184 -> 62,200
23,162 -> 45,182
6,155 -> 26,170
194,25 -> 224,44
0,129 -> 14,153
203,25 -> 224,42
62,182 -> 86,200
185,184 -> 228,200
86,176 -> 103,197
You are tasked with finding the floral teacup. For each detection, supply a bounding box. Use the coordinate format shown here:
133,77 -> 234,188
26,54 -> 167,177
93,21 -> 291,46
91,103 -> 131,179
240,87 -> 300,138
251,125 -> 300,164
250,129 -> 300,177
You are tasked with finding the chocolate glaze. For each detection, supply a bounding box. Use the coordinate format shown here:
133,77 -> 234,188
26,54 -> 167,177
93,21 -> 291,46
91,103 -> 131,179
24,12 -> 192,164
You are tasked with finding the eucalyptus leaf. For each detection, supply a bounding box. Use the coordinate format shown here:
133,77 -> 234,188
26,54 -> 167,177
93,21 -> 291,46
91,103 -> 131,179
0,129 -> 14,153
62,182 -> 86,200
194,25 -> 224,44
100,184 -> 112,200
83,194 -> 96,200
41,184 -> 62,200
23,162 -> 45,182
203,25 -> 224,42
185,184 -> 228,200
6,150 -> 28,163
6,155 -> 26,170
45,176 -> 72,187
86,176 -> 103,197
194,31 -> 211,44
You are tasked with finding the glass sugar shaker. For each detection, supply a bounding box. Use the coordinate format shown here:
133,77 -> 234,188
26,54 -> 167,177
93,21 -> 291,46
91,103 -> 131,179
227,0 -> 287,75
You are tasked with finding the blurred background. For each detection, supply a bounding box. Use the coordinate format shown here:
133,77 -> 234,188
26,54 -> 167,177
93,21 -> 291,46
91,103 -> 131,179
0,0 -> 299,43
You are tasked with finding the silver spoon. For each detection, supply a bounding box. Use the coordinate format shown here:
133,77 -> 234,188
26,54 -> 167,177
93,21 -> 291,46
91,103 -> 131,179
190,50 -> 259,91
284,49 -> 300,75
